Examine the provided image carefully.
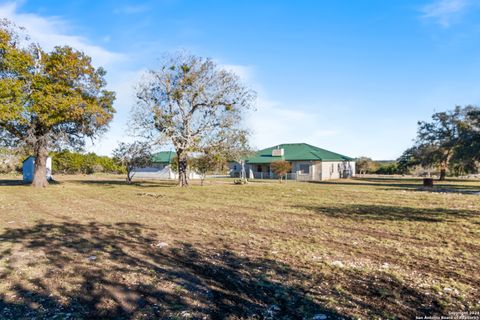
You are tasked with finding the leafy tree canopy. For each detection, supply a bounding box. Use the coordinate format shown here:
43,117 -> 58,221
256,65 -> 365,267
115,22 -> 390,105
398,106 -> 480,179
355,157 -> 378,174
270,160 -> 292,182
0,19 -> 115,186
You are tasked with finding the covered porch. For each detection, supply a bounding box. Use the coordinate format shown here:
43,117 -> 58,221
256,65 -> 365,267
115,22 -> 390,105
247,161 -> 322,181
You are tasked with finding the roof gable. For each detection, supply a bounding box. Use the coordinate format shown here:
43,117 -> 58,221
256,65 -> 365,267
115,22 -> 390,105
152,151 -> 176,163
246,143 -> 353,163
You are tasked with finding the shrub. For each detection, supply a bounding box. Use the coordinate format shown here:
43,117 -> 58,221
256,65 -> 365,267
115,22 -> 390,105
374,163 -> 400,175
355,157 -> 379,174
270,160 -> 292,182
0,148 -> 27,174
91,164 -> 104,174
51,150 -> 126,174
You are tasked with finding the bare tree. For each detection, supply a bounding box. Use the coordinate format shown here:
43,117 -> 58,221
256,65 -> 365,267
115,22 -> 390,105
211,129 -> 253,183
113,142 -> 152,183
190,153 -> 222,186
132,53 -> 255,187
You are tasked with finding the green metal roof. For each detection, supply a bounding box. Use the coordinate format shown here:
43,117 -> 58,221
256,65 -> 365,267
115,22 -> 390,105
152,151 -> 176,164
246,143 -> 353,164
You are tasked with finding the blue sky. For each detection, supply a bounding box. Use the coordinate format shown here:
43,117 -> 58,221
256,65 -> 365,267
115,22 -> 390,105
2,0 -> 480,159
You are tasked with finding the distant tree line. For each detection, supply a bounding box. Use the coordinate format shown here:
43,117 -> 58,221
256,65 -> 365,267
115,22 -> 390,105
51,150 -> 125,175
355,157 -> 401,175
357,106 -> 480,179
0,148 -> 126,175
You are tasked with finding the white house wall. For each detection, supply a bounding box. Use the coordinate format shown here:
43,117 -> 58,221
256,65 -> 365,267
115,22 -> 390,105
228,162 -> 239,176
291,161 -> 321,181
131,166 -> 174,180
321,161 -> 355,180
230,160 -> 355,181
350,161 -> 356,178
314,162 -> 323,180
131,165 -> 201,180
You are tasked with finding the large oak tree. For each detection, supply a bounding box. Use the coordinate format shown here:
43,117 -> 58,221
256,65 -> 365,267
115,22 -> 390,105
398,106 -> 480,179
133,53 -> 255,187
0,20 -> 115,187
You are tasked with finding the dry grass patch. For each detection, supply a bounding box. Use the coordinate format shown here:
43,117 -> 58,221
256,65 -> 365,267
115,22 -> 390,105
0,175 -> 479,319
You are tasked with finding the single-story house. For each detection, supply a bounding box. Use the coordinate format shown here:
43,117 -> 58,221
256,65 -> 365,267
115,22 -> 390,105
131,151 -> 201,180
23,156 -> 53,182
230,143 -> 355,181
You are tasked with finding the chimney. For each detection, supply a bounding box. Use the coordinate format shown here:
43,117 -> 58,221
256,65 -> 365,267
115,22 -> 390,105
272,148 -> 284,156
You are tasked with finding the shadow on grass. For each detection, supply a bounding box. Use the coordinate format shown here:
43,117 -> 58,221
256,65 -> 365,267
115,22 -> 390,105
295,204 -> 479,222
312,177 -> 480,194
0,220 -> 341,319
73,179 -> 177,188
0,179 -> 26,186
330,269 -> 446,319
0,179 -> 61,187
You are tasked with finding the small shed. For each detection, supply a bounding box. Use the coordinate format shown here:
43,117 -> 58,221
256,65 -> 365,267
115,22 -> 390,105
132,151 -> 202,181
23,156 -> 52,183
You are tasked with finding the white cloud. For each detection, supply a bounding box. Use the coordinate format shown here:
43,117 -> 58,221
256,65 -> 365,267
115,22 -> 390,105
86,69 -> 146,155
221,65 -> 342,151
221,64 -> 255,82
0,2 -> 125,66
108,70 -> 145,113
247,95 -> 340,150
93,62 -> 343,155
421,0 -> 470,27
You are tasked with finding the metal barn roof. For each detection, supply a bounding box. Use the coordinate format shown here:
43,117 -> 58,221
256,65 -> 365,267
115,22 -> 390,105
151,151 -> 176,164
246,143 -> 353,164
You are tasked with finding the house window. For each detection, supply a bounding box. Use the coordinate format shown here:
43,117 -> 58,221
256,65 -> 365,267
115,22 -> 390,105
257,165 -> 262,172
299,164 -> 310,174
233,165 -> 237,170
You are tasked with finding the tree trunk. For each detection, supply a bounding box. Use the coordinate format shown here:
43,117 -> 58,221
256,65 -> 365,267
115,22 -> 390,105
177,151 -> 189,187
240,160 -> 248,183
439,161 -> 447,181
439,168 -> 446,181
32,138 -> 49,188
126,167 -> 133,184
240,161 -> 245,180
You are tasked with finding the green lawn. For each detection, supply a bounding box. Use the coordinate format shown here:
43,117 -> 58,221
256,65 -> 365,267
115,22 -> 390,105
0,175 -> 479,319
